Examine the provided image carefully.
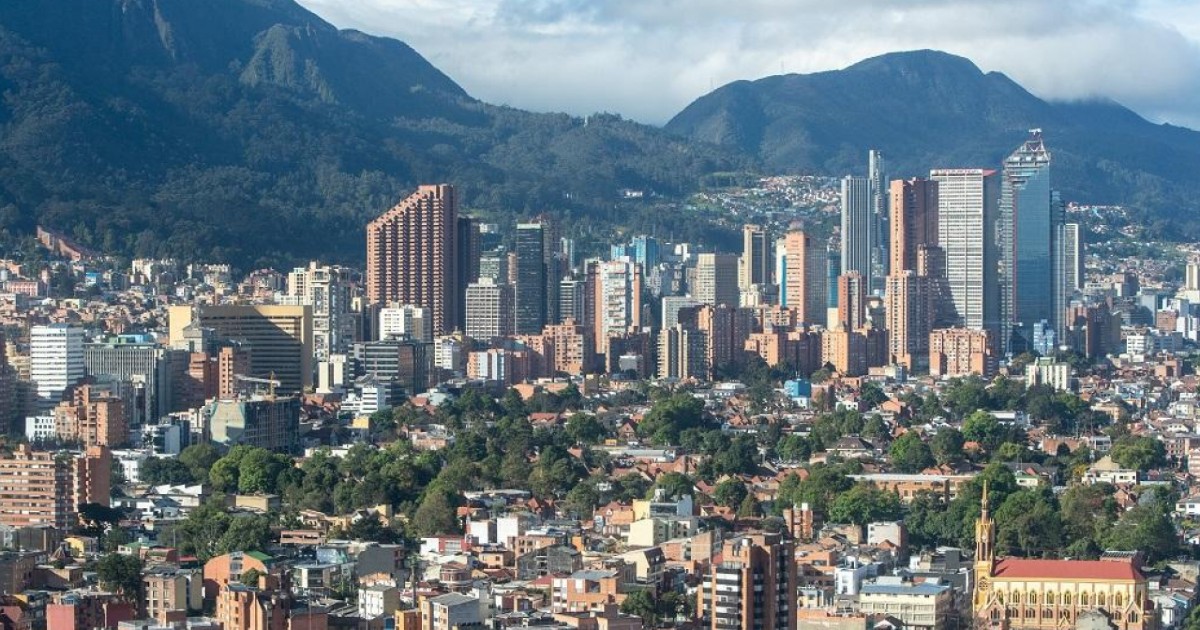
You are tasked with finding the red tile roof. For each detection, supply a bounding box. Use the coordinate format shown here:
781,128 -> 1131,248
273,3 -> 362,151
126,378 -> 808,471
992,558 -> 1142,581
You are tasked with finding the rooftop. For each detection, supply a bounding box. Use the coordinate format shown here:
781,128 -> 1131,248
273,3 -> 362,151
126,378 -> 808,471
992,558 -> 1142,581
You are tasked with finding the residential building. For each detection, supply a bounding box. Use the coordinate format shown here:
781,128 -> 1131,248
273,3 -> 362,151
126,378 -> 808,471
422,591 -> 485,630
378,304 -> 433,343
284,261 -> 353,362
0,445 -> 110,529
205,396 -> 300,452
697,532 -> 796,630
929,328 -> 993,378
780,229 -> 826,325
658,324 -> 707,380
858,577 -> 953,630
52,382 -> 127,448
590,260 -> 642,356
366,184 -> 459,335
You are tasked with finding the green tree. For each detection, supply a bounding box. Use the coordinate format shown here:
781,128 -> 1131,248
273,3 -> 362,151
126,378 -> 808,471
621,590 -> 659,626
963,410 -> 1004,451
828,483 -> 902,526
412,486 -> 461,536
931,429 -> 965,465
96,554 -> 143,599
889,432 -> 934,473
239,568 -> 262,587
1102,503 -> 1179,563
179,443 -> 220,483
713,479 -> 748,509
1109,436 -> 1167,472
777,435 -> 812,463
737,494 -> 761,518
565,413 -> 607,445
140,457 -> 194,485
638,393 -> 709,445
564,480 -> 601,518
652,472 -> 694,500
216,515 -> 273,555
994,488 -> 1062,557
1060,483 -> 1117,550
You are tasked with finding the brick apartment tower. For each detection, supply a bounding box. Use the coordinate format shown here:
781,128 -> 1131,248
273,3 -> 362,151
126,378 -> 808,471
367,185 -> 459,335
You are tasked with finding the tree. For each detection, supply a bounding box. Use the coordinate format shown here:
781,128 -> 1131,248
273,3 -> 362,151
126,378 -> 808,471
1060,483 -> 1117,550
828,483 -> 902,526
140,457 -> 194,486
859,382 -> 888,409
943,376 -> 989,419
217,515 -> 273,555
1110,436 -> 1167,472
652,472 -> 694,500
1102,503 -> 1179,563
565,413 -> 607,445
412,486 -> 461,536
621,590 -> 659,626
713,479 -> 748,509
96,554 -> 143,599
565,480 -> 601,518
994,489 -> 1062,557
239,568 -> 262,587
889,432 -> 934,473
777,435 -> 812,463
337,517 -> 402,544
638,393 -> 709,445
931,429 -> 965,465
179,443 -> 220,483
962,410 -> 1004,451
737,494 -> 761,518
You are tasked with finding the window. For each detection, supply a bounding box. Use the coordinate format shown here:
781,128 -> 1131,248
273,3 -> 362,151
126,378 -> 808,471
1129,612 -> 1139,623
1097,594 -> 1106,607
1046,593 -> 1055,605
1063,593 -> 1072,606
991,609 -> 1001,621
1115,593 -> 1124,607
1080,593 -> 1089,606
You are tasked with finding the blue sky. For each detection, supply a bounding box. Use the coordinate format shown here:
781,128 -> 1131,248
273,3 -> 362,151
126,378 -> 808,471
298,0 -> 1200,129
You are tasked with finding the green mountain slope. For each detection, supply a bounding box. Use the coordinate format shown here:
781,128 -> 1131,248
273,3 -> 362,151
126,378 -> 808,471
0,0 -> 742,267
666,50 -> 1200,235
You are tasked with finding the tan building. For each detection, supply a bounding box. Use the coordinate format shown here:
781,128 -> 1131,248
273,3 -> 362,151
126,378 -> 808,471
366,184 -> 459,335
0,445 -> 110,529
169,305 -> 313,393
930,328 -> 993,377
859,577 -> 953,630
144,567 -> 203,622
214,583 -> 287,630
544,319 -> 597,377
697,532 -> 797,630
421,592 -> 485,630
589,260 -> 642,357
694,253 -> 739,308
973,485 -> 1153,630
837,272 -> 868,331
886,272 -> 932,371
551,569 -> 628,613
53,382 -> 126,448
781,230 -> 826,325
889,178 -> 939,275
822,329 -> 867,376
657,324 -> 707,380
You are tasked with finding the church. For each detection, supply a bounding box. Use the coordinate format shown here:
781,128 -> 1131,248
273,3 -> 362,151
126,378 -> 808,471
973,484 -> 1156,630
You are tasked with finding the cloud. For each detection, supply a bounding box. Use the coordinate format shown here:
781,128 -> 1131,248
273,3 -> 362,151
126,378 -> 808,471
297,0 -> 1200,128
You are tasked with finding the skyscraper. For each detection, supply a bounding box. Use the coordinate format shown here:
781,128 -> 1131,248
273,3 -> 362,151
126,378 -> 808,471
1055,222 -> 1083,339
836,272 -> 868,331
514,223 -> 547,334
780,229 -> 826,325
868,150 -> 888,294
885,272 -> 931,371
931,169 -> 1000,339
465,278 -> 514,341
589,260 -> 642,357
889,178 -> 939,274
840,175 -> 872,287
366,184 -> 458,335
739,224 -> 771,291
693,253 -> 739,307
284,261 -> 352,362
455,216 -> 481,332
30,324 -> 85,413
999,130 -> 1056,354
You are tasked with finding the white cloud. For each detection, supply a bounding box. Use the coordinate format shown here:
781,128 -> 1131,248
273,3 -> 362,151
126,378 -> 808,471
297,0 -> 1200,128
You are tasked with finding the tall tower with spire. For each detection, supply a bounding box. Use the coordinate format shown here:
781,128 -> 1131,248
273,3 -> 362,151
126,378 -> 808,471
973,481 -> 996,611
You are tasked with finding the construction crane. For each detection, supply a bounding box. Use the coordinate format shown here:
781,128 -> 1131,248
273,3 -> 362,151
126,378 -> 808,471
234,373 -> 280,398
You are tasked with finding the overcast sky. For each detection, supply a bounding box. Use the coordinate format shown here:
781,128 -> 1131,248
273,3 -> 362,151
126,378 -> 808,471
297,0 -> 1200,129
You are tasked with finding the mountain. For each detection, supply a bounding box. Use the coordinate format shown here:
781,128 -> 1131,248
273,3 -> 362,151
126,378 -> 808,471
666,50 -> 1200,235
0,0 -> 743,268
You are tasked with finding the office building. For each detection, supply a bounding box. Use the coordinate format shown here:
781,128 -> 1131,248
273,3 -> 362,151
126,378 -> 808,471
465,279 -> 514,341
779,229 -> 826,325
836,272 -> 868,331
84,335 -> 173,424
168,305 -> 313,394
841,175 -> 872,288
366,184 -> 459,335
931,169 -> 1000,338
694,253 -> 739,307
1056,222 -> 1084,338
999,131 -> 1057,354
479,249 -> 509,283
515,223 -> 547,334
205,396 -> 300,452
378,304 -> 433,342
739,225 -> 771,291
697,532 -> 796,630
662,296 -> 701,329
0,445 -> 110,529
559,277 -> 587,324
285,261 -> 353,362
353,337 -> 433,396
30,324 -> 85,413
868,150 -> 888,292
456,216 -> 481,332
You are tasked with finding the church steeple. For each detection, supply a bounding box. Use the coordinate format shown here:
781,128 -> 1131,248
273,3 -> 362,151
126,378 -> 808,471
975,481 -> 995,564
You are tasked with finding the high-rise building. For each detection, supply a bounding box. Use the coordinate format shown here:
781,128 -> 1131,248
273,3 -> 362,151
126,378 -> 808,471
840,175 -> 872,287
590,260 -> 642,356
694,253 -> 739,307
515,223 -> 547,334
931,169 -> 1000,338
697,532 -> 796,630
657,324 -> 707,381
999,131 -> 1057,354
836,272 -> 868,331
479,249 -> 509,283
779,230 -> 826,325
558,277 -> 587,324
662,296 -> 701,329
929,328 -> 994,377
825,246 -> 841,310
285,261 -> 353,362
53,382 -> 126,448
378,304 -> 432,342
353,338 -> 433,396
465,279 -> 514,341
739,224 -> 771,291
84,335 -> 173,424
889,178 -> 939,274
868,150 -> 888,294
1055,222 -> 1084,339
0,445 -> 110,529
168,305 -> 313,394
885,272 -> 931,371
30,325 -> 85,413
455,216 -> 481,332
544,319 -> 597,376
366,184 -> 459,335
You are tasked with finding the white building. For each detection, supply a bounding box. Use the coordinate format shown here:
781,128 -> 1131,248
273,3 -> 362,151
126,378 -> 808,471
1025,357 -> 1074,392
283,262 -> 353,362
30,324 -> 85,412
24,416 -> 56,442
379,303 -> 432,342
464,280 -> 513,341
358,584 -> 400,619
